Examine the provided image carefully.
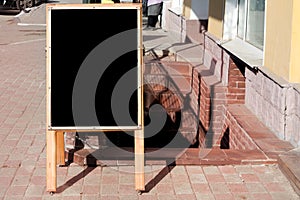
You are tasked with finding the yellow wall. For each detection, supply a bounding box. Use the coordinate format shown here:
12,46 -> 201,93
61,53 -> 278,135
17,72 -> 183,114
207,0 -> 225,39
102,0 -> 114,3
264,0 -> 299,82
183,0 -> 192,19
290,0 -> 300,83
205,0 -> 299,83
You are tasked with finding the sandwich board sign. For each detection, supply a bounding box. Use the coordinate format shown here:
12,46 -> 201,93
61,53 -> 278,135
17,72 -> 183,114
46,3 -> 144,193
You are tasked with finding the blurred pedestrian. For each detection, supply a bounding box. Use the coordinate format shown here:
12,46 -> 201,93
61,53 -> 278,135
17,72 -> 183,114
146,0 -> 162,29
142,0 -> 148,16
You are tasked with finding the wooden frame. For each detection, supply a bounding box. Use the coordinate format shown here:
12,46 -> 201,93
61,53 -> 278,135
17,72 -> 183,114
46,3 -> 144,193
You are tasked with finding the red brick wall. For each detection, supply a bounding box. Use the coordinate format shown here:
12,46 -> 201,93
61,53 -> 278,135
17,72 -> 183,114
197,58 -> 246,131
227,59 -> 246,104
199,75 -> 211,130
191,67 -> 200,116
222,110 -> 257,150
196,52 -> 247,148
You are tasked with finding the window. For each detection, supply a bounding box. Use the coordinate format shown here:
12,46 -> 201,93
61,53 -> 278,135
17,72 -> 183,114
237,0 -> 265,49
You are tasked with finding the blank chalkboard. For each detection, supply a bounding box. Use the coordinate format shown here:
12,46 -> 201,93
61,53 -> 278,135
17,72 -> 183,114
47,4 -> 142,130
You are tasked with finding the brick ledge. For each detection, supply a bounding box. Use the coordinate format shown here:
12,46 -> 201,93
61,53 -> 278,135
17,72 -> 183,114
66,147 -> 277,167
278,148 -> 300,196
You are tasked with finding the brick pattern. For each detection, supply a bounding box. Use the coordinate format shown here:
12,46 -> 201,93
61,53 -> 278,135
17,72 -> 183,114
193,65 -> 227,147
199,75 -> 211,131
223,104 -> 294,155
196,35 -> 247,148
160,90 -> 183,111
202,31 -> 299,150
222,109 -> 258,150
227,59 -> 246,104
190,67 -> 200,117
143,61 -> 199,144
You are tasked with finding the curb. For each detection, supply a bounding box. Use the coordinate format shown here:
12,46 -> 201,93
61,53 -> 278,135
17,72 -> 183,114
278,148 -> 300,196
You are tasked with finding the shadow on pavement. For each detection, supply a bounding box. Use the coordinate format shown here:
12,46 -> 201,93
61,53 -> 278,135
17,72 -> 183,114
56,167 -> 96,193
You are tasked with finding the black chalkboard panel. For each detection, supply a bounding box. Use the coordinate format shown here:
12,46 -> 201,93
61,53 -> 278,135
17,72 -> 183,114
47,5 -> 141,129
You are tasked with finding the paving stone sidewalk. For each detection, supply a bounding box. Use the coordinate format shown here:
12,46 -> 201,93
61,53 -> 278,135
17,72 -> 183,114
0,2 -> 299,200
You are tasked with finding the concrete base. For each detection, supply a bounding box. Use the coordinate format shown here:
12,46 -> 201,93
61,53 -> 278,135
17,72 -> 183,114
278,148 -> 300,196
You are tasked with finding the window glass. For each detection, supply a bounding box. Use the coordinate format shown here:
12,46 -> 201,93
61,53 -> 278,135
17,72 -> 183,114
246,0 -> 265,49
237,0 -> 246,38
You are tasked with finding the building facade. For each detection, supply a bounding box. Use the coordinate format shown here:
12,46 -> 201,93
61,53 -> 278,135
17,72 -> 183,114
163,0 -> 300,148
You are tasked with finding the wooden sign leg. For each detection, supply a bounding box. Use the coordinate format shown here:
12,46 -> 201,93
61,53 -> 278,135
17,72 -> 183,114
47,130 -> 57,193
134,129 -> 145,192
56,131 -> 65,166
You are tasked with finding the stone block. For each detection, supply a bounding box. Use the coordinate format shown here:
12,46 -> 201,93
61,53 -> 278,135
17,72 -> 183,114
296,127 -> 300,147
214,61 -> 222,80
250,94 -> 257,116
297,89 -> 300,117
221,51 -> 230,86
245,87 -> 256,113
271,108 -> 286,140
278,87 -> 287,114
185,19 -> 206,44
260,100 -> 268,126
221,62 -> 229,86
245,80 -> 253,107
255,71 -> 264,94
261,75 -> 273,102
254,92 -> 261,118
270,82 -> 279,110
297,88 -> 300,117
213,42 -> 223,60
286,114 -> 300,147
286,87 -> 300,116
222,50 -> 230,66
285,115 -> 294,145
245,68 -> 255,82
204,36 -> 214,52
203,50 -> 213,69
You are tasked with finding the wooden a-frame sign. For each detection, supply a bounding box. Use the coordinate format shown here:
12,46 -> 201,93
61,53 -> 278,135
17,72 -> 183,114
46,3 -> 144,193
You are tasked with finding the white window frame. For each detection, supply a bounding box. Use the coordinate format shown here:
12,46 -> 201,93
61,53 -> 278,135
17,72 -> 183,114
221,0 -> 266,68
237,0 -> 265,50
224,0 -> 266,48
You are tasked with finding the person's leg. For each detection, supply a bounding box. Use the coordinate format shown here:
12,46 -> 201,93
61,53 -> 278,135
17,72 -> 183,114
147,15 -> 156,27
153,15 -> 158,27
